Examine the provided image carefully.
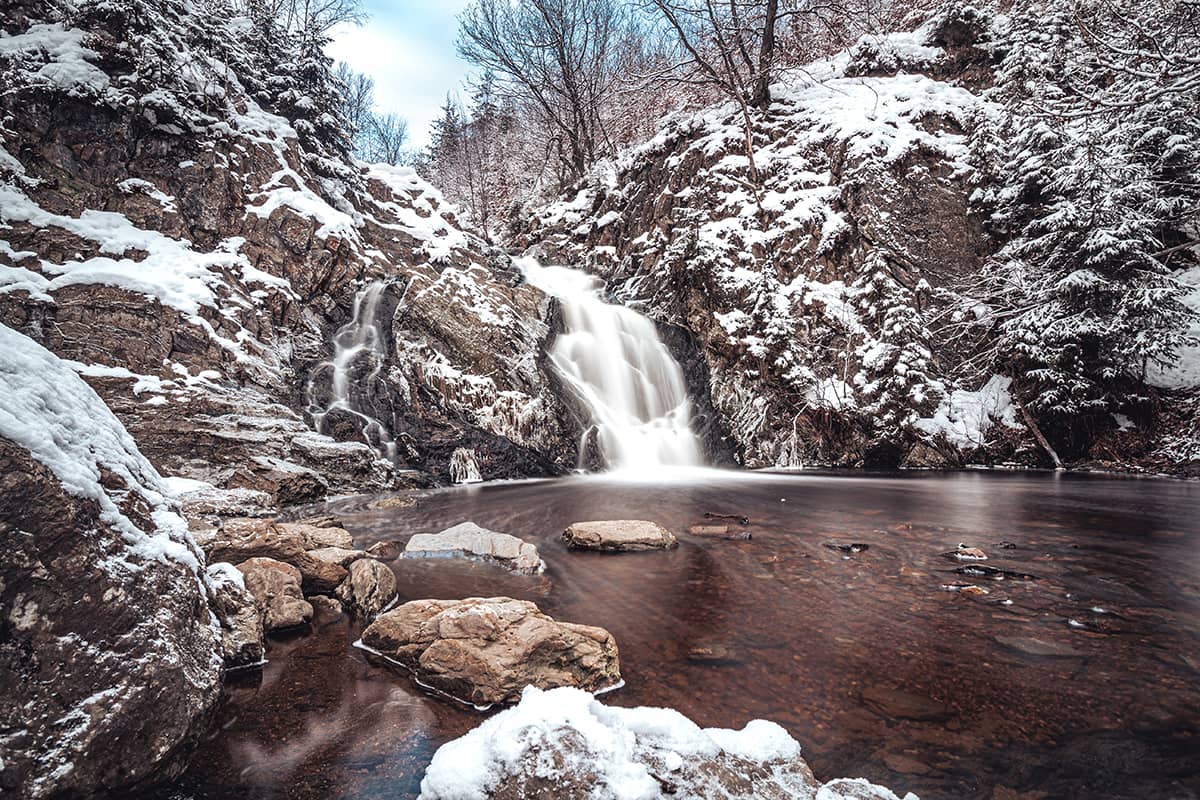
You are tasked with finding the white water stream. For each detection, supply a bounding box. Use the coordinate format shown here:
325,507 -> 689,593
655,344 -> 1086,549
521,259 -> 704,471
307,281 -> 397,462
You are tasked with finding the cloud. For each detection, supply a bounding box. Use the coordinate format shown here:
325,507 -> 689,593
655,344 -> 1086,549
327,0 -> 476,148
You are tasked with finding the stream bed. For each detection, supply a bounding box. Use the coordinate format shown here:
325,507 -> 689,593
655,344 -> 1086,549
161,471 -> 1200,799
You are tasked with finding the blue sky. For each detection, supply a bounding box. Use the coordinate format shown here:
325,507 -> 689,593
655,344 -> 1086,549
327,1 -> 476,149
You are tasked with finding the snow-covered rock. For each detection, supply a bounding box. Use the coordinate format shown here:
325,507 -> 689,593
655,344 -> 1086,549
418,685 -> 917,800
0,323 -> 222,798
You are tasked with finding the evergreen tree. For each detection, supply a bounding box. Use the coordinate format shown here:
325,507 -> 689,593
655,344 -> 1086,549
970,0 -> 1200,421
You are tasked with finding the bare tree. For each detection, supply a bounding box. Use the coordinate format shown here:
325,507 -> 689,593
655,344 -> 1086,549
363,113 -> 409,164
334,61 -> 374,134
457,0 -> 627,184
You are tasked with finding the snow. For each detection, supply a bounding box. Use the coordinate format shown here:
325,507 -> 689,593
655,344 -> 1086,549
0,24 -> 110,96
0,323 -> 202,573
915,375 -> 1023,449
420,686 -> 914,800
361,162 -> 470,262
1146,266 -> 1200,389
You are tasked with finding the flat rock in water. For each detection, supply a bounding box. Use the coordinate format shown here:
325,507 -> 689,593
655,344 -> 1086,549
687,524 -> 752,540
563,520 -> 678,551
996,636 -> 1084,658
405,521 -> 545,574
361,597 -> 620,707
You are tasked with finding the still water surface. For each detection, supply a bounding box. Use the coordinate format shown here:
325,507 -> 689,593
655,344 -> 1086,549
163,471 -> 1200,799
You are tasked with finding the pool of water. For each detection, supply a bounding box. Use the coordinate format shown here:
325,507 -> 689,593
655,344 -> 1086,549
160,470 -> 1200,799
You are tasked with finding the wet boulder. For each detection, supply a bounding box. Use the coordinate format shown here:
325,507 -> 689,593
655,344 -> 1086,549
237,557 -> 313,631
205,562 -> 265,668
335,557 -> 398,618
361,597 -> 620,707
563,520 -> 678,551
405,521 -> 545,573
418,686 -> 917,800
203,518 -> 349,593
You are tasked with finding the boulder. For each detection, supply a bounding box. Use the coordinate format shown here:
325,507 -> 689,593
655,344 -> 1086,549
309,546 -> 370,567
0,328 -> 222,799
419,686 -> 917,800
281,520 -> 355,549
203,518 -> 349,593
335,558 -> 398,618
367,540 -> 402,560
237,557 -> 313,631
205,563 -> 265,668
361,597 -> 620,707
405,521 -> 545,573
226,455 -> 328,507
562,520 -> 678,552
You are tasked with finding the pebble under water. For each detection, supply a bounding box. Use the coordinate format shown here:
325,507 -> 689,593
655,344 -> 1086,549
159,471 -> 1200,800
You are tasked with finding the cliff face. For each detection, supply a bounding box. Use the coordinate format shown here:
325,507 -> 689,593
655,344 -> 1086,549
515,10 -> 1200,473
0,0 -> 580,500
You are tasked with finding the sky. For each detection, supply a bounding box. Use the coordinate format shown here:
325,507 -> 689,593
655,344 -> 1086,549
326,0 -> 477,149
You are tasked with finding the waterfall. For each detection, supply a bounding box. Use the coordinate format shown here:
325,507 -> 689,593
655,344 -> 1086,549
520,259 -> 704,471
306,281 -> 397,462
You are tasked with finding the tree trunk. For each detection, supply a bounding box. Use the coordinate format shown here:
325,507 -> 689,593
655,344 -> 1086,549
751,0 -> 779,109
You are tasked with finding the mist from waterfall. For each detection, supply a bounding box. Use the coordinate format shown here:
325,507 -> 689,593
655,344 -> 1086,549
306,281 -> 397,462
520,259 -> 704,472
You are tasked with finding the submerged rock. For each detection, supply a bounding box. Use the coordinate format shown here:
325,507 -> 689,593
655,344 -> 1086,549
360,597 -> 620,707
206,563 -> 266,668
335,558 -> 398,618
405,521 -> 545,573
562,520 -> 678,551
418,686 -> 917,800
237,557 -> 313,631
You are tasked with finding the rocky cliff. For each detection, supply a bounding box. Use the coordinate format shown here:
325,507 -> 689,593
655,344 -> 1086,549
0,0 -> 580,506
514,8 -> 1200,473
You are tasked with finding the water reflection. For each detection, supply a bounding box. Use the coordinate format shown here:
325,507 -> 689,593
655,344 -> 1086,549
162,472 -> 1200,800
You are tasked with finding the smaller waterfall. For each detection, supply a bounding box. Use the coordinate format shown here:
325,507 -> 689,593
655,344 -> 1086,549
449,447 -> 483,484
521,259 -> 703,471
306,281 -> 397,462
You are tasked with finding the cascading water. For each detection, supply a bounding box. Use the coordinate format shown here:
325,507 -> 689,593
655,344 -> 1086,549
306,281 -> 397,462
520,259 -> 704,471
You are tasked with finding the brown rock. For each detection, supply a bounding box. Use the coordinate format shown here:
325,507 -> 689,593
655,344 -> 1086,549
308,546 -> 369,567
236,557 -> 313,631
0,437 -> 221,799
335,558 -> 398,618
361,597 -> 621,707
205,563 -> 265,668
367,540 -> 401,560
280,521 -> 354,549
203,518 -> 348,593
562,520 -> 678,551
226,456 -> 328,507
